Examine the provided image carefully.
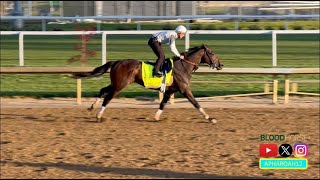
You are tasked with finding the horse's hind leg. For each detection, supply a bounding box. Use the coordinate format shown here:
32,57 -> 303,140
96,87 -> 122,122
88,85 -> 112,111
95,61 -> 138,121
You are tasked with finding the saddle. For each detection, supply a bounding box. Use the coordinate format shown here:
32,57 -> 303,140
142,58 -> 174,93
145,58 -> 173,74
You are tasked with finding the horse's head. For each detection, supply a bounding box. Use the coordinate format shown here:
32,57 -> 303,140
201,44 -> 223,70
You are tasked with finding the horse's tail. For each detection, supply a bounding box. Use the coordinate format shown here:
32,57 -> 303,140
73,61 -> 114,78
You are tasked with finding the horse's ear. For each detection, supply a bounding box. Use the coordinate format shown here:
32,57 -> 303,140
202,44 -> 208,49
203,44 -> 208,50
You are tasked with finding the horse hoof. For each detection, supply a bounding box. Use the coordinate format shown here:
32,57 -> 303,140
87,107 -> 93,112
209,118 -> 217,124
154,117 -> 160,121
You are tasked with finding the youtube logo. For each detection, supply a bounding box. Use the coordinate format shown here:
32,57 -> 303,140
260,144 -> 278,157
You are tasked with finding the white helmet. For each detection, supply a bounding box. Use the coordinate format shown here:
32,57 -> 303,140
175,25 -> 187,34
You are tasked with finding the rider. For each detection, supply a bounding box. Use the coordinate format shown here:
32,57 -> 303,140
148,25 -> 187,77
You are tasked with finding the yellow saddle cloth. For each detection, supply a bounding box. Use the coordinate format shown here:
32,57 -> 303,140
142,59 -> 174,88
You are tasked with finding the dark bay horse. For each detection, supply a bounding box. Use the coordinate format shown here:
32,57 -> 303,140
74,44 -> 223,123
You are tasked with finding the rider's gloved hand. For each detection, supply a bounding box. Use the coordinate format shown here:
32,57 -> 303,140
179,55 -> 184,59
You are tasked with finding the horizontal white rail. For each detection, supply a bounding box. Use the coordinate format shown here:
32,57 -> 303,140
195,67 -> 320,74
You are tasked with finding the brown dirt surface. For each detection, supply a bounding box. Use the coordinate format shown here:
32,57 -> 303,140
0,97 -> 319,179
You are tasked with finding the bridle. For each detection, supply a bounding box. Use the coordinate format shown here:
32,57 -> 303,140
204,48 -> 218,69
180,47 -> 218,71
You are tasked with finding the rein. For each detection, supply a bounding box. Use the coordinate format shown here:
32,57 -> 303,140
178,47 -> 215,72
180,58 -> 198,72
181,58 -> 197,66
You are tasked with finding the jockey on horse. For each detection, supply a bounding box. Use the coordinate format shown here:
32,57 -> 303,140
148,25 -> 187,77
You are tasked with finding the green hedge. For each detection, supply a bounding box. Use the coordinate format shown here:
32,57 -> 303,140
1,20 -> 319,31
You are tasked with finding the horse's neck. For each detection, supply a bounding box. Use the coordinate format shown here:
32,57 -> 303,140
186,53 -> 202,65
173,50 -> 203,77
184,50 -> 202,68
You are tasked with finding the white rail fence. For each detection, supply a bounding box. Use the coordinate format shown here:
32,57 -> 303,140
1,30 -> 319,67
1,67 -> 319,105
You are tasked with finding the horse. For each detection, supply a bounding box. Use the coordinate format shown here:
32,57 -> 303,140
73,44 -> 223,123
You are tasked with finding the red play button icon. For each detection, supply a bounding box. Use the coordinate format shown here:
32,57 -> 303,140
260,144 -> 278,157
266,148 -> 271,153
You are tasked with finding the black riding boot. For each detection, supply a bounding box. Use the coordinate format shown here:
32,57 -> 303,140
153,61 -> 163,77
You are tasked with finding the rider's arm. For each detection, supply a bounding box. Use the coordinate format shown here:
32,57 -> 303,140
169,35 -> 181,57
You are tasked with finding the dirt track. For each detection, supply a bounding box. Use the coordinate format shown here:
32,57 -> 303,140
1,100 -> 319,179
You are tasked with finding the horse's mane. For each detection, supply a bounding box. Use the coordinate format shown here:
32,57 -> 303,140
182,45 -> 205,57
170,45 -> 207,60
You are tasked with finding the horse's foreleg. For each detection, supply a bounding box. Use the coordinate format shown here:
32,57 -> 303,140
155,93 -> 171,120
182,89 -> 216,123
155,88 -> 176,121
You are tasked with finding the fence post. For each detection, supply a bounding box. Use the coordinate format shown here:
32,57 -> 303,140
272,30 -> 277,67
272,75 -> 278,104
284,20 -> 289,30
77,79 -> 82,105
234,20 -> 239,30
185,20 -> 190,31
291,83 -> 298,93
102,32 -> 107,65
284,75 -> 290,104
264,83 -> 270,93
185,31 -> 190,51
42,19 -> 46,31
19,32 -> 24,66
137,23 -> 141,30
